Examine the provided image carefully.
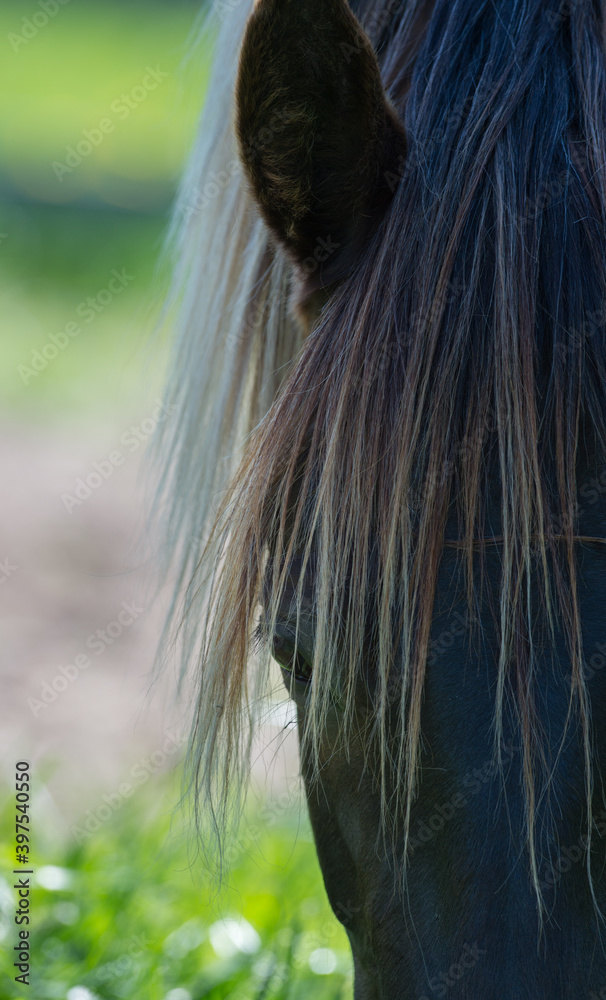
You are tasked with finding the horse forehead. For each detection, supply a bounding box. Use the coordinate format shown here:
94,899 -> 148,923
262,553 -> 316,614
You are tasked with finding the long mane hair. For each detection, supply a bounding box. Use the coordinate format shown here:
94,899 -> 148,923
153,0 -> 606,914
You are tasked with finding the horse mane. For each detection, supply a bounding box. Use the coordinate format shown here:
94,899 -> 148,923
152,0 -> 606,916
151,0 -> 303,639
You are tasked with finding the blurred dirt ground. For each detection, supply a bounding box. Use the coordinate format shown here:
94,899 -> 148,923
0,416 -> 300,839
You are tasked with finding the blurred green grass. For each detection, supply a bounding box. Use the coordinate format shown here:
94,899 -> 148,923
0,775 -> 353,999
0,0 -> 210,209
1,204 -> 160,416
1,201 -> 169,416
1,3 -> 352,997
0,0 -> 211,418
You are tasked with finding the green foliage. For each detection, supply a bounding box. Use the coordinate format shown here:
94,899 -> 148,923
0,7 -> 353,997
0,776 -> 352,999
1,201 -> 169,415
0,0 -> 212,417
0,0 -> 211,209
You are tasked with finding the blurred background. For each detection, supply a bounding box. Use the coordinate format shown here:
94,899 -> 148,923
0,2 -> 351,996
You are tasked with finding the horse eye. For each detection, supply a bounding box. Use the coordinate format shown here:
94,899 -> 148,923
271,634 -> 312,684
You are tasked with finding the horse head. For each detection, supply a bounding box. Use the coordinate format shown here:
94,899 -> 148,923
156,1 -> 606,995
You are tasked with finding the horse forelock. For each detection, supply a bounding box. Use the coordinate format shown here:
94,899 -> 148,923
152,0 -> 606,925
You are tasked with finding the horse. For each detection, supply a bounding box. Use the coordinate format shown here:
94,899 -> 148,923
152,0 -> 606,996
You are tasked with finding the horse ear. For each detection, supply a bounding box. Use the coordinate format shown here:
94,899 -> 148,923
236,0 -> 406,292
